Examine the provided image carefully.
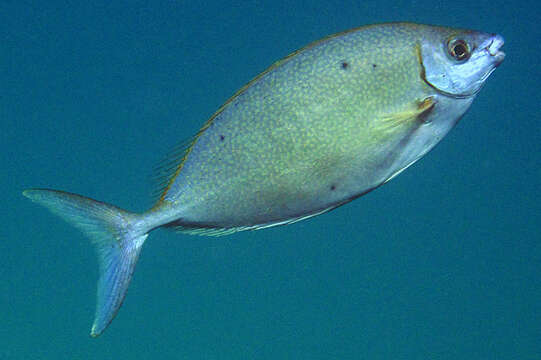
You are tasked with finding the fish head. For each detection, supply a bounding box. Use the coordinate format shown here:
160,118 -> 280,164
420,28 -> 505,98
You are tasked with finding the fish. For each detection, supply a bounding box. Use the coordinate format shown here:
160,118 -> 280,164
23,22 -> 505,337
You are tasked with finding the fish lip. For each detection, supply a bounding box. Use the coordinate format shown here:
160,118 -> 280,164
486,34 -> 505,65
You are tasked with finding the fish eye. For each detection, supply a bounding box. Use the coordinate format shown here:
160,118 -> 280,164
447,39 -> 470,61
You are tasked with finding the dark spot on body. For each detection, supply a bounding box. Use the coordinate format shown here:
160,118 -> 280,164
372,64 -> 377,68
341,62 -> 348,69
330,184 -> 336,191
219,135 -> 225,141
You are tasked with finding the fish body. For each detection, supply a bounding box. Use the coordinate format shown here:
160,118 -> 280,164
154,23 -> 503,231
23,23 -> 505,336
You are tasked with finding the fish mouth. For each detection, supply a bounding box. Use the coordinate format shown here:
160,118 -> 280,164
486,34 -> 505,66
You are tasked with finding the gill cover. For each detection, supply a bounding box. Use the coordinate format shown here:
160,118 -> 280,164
420,31 -> 505,98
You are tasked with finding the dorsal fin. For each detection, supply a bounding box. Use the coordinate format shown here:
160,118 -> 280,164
150,136 -> 196,203
150,32 -> 357,204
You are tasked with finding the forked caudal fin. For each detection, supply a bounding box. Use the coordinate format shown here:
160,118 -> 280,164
23,189 -> 148,337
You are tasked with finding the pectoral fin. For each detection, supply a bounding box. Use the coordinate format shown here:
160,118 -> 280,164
378,96 -> 435,133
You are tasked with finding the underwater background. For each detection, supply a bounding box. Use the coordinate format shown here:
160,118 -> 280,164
2,1 -> 540,359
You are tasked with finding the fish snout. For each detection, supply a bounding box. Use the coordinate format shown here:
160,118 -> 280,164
486,34 -> 505,65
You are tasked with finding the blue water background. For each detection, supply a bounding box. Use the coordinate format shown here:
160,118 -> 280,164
2,1 -> 540,359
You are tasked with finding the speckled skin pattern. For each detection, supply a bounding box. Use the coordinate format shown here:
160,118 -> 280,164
148,23 -> 498,231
